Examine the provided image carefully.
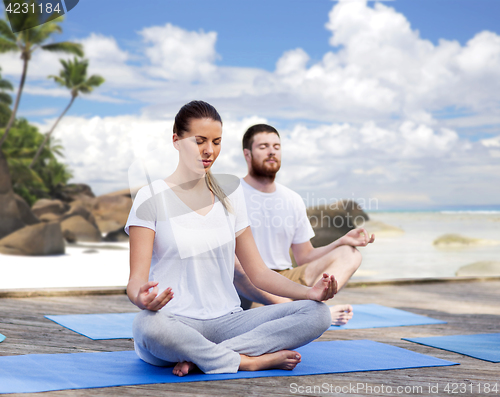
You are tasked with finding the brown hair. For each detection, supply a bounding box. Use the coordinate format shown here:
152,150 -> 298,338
242,124 -> 280,151
173,100 -> 232,213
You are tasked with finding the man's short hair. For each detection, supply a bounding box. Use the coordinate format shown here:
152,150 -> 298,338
242,124 -> 280,151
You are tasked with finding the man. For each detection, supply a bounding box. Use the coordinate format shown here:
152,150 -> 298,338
234,124 -> 375,325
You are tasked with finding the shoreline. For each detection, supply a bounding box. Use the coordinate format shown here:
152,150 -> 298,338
2,275 -> 500,298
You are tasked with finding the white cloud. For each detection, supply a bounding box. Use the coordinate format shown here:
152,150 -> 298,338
34,113 -> 268,195
481,135 -> 500,148
31,111 -> 498,210
139,23 -> 218,81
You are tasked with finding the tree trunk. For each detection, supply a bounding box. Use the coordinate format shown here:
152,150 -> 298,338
29,95 -> 76,169
0,55 -> 29,148
0,149 -> 25,239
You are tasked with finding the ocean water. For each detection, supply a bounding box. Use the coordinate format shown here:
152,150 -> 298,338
354,211 -> 500,280
1,211 -> 499,289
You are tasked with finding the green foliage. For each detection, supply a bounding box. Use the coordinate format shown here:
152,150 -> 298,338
0,67 -> 13,127
1,117 -> 72,205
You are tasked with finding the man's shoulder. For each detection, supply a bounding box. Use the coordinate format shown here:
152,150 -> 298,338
275,182 -> 304,204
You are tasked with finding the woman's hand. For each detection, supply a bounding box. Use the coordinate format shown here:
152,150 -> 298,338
136,281 -> 174,311
306,273 -> 337,302
340,228 -> 375,247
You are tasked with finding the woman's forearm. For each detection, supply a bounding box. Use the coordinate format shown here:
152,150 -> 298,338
250,267 -> 311,300
127,277 -> 143,307
236,227 -> 312,301
234,259 -> 292,304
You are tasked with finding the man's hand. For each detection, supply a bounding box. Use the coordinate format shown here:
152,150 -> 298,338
136,281 -> 173,311
340,228 -> 375,247
306,273 -> 338,302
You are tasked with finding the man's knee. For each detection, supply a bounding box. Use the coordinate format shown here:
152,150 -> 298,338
336,244 -> 362,270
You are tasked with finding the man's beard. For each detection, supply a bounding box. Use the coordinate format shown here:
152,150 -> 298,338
250,154 -> 280,181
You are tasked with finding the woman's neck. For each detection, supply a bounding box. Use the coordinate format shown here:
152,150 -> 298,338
166,165 -> 208,193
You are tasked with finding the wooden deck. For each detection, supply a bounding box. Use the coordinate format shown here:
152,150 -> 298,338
1,280 -> 499,396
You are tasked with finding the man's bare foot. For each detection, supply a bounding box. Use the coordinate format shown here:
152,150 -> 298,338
172,361 -> 196,377
330,304 -> 353,325
239,350 -> 301,371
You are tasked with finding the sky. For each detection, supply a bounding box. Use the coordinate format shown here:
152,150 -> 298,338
1,0 -> 499,210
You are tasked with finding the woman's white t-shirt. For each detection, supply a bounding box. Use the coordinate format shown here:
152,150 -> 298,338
124,178 -> 249,320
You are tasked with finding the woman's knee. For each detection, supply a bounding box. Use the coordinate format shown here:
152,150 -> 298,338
300,300 -> 332,333
133,310 -> 172,346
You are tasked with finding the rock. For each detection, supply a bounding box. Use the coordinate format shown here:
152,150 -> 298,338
0,222 -> 65,255
433,234 -> 500,248
104,187 -> 132,197
14,194 -> 40,225
307,200 -> 369,247
92,194 -> 132,234
60,215 -> 102,242
103,227 -> 129,242
456,261 -> 500,277
0,151 -> 25,239
39,213 -> 61,222
32,199 -> 69,218
54,183 -> 95,203
363,220 -> 404,237
95,219 -> 123,234
61,202 -> 99,230
62,229 -> 76,243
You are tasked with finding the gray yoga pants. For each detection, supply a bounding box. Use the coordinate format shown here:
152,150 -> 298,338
132,300 -> 331,374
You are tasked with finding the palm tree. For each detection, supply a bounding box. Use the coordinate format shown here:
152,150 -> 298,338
0,67 -> 14,127
29,57 -> 105,168
0,4 -> 84,149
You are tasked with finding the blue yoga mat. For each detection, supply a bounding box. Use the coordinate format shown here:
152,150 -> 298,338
0,340 -> 457,394
403,333 -> 500,362
46,304 -> 446,340
0,333 -> 5,343
328,304 -> 446,331
45,313 -> 137,340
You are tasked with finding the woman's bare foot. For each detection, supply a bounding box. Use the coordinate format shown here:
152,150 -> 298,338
239,350 -> 301,371
330,304 -> 353,325
172,361 -> 196,377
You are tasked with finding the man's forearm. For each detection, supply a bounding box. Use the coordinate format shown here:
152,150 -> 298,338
234,260 -> 292,305
298,238 -> 342,265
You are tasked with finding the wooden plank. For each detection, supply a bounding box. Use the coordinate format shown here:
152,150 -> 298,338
0,286 -> 127,299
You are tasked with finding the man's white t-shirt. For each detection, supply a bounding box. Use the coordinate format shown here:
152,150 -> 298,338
240,178 -> 315,271
124,178 -> 250,320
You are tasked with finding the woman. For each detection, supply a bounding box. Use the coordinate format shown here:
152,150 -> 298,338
125,100 -> 335,376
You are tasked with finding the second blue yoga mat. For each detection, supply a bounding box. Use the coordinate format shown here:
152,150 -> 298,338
0,333 -> 5,343
0,340 -> 458,394
45,313 -> 137,340
403,333 -> 500,362
328,304 -> 446,331
46,304 -> 445,340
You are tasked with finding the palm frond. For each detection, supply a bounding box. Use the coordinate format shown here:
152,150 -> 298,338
0,19 -> 17,41
41,41 -> 83,57
0,78 -> 14,90
0,92 -> 12,105
48,75 -> 66,87
29,20 -> 63,44
0,36 -> 19,52
86,75 -> 105,87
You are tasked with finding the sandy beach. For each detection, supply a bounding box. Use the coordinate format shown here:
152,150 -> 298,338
1,211 -> 499,290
